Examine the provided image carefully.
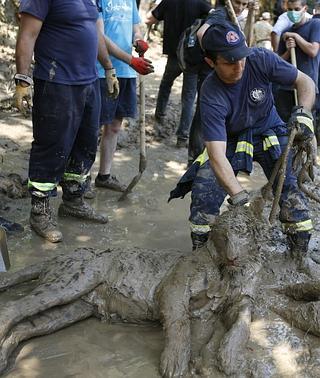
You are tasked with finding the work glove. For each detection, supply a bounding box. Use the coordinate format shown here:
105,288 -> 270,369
288,106 -> 314,142
105,68 -> 120,99
227,190 -> 249,206
134,39 -> 149,56
130,57 -> 154,75
13,83 -> 32,116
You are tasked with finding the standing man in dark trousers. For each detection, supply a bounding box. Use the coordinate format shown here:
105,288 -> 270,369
14,0 -> 119,243
146,0 -> 212,148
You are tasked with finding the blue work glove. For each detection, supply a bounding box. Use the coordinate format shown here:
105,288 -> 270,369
288,106 -> 314,141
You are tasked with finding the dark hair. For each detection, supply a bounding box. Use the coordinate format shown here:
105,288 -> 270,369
204,50 -> 219,63
287,0 -> 307,6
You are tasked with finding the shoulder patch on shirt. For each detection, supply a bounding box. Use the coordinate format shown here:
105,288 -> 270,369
250,88 -> 266,103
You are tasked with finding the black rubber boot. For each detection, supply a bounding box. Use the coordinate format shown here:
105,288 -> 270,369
191,232 -> 209,251
30,196 -> 62,243
59,180 -> 108,223
0,216 -> 24,233
287,232 -> 316,274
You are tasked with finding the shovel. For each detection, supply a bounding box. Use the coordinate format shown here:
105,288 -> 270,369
0,227 -> 10,272
119,65 -> 146,201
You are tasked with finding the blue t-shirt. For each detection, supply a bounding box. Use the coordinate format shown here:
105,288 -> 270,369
20,0 -> 99,85
200,48 -> 298,142
278,18 -> 320,91
96,0 -> 140,79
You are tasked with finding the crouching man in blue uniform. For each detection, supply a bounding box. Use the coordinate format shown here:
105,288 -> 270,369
169,21 -> 316,267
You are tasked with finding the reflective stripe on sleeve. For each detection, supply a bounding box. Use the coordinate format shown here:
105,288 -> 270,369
235,141 -> 253,157
263,135 -> 280,151
195,148 -> 209,166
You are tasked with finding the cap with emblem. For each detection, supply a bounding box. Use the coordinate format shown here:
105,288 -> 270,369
202,21 -> 252,62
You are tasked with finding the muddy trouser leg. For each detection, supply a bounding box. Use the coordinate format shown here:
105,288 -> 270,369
188,70 -> 210,166
189,160 -> 227,250
58,81 -> 107,224
175,71 -> 198,140
254,138 -> 312,260
155,55 -> 182,119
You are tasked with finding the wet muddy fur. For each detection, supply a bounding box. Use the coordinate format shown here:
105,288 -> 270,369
1,198 -> 320,376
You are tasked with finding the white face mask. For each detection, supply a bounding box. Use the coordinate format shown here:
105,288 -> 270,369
287,9 -> 304,23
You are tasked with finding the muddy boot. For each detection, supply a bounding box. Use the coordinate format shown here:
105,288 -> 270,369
30,196 -> 63,243
83,176 -> 96,199
287,232 -> 318,274
191,232 -> 209,251
58,195 -> 108,223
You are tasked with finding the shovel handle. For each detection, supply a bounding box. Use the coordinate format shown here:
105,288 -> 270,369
290,47 -> 298,106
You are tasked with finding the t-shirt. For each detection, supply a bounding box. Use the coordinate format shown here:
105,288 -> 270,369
278,18 -> 320,89
96,0 -> 140,78
152,0 -> 212,56
20,0 -> 99,85
272,11 -> 312,35
200,48 -> 297,142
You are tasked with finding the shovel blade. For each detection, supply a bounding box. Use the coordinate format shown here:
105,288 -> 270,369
0,227 -> 10,272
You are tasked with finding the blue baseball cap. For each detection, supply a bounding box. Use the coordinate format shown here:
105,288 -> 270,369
202,22 -> 252,62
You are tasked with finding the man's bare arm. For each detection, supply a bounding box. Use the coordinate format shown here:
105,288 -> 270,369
205,140 -> 243,196
16,13 -> 43,75
294,70 -> 316,110
96,19 -> 113,70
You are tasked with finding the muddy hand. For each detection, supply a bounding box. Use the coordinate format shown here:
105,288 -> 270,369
13,84 -> 32,117
160,338 -> 190,377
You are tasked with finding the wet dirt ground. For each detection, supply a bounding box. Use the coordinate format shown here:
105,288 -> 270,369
0,74 -> 272,378
0,15 -> 292,377
0,116 -> 269,378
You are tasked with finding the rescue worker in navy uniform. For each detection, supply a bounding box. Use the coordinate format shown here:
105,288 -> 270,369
169,21 -> 316,270
14,0 -> 119,243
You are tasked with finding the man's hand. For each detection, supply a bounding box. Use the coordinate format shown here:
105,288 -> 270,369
248,0 -> 259,11
134,39 -> 149,56
227,190 -> 249,206
288,106 -> 314,141
105,68 -> 119,99
13,83 -> 32,116
130,57 -> 154,75
283,32 -> 298,50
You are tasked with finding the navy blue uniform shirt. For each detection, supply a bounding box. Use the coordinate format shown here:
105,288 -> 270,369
20,0 -> 99,85
278,18 -> 320,91
200,48 -> 298,142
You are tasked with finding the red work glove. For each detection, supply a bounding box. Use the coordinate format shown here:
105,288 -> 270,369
130,56 -> 154,75
134,39 -> 149,56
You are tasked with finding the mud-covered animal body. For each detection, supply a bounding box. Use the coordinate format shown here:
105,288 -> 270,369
2,198 -> 320,377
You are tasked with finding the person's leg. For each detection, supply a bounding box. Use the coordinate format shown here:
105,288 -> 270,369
175,71 -> 198,146
254,136 -> 312,268
29,79 -> 89,242
155,55 -> 182,122
190,159 -> 227,250
95,118 -> 125,191
58,79 -> 108,224
95,78 -> 137,191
